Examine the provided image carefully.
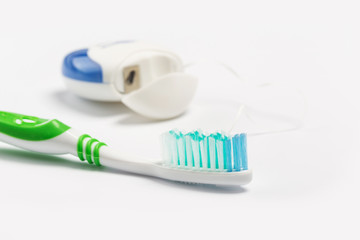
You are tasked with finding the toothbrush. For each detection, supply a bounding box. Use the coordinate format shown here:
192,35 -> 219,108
0,111 -> 252,186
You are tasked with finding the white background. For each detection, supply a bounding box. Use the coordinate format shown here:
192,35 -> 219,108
0,0 -> 359,239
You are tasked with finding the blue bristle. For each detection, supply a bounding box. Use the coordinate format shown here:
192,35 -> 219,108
240,133 -> 248,170
224,138 -> 232,172
232,134 -> 241,171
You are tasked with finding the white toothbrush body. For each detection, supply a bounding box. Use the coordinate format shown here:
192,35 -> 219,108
0,111 -> 252,186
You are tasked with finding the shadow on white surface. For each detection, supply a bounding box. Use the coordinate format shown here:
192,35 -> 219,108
115,114 -> 166,125
53,90 -> 195,126
0,147 -> 99,171
53,90 -> 167,125
0,147 -> 248,194
114,111 -> 189,125
54,90 -> 130,117
150,178 -> 248,194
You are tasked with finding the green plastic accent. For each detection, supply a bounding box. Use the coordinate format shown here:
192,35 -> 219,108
77,134 -> 91,161
0,111 -> 70,141
85,138 -> 99,164
77,134 -> 107,166
93,142 -> 107,166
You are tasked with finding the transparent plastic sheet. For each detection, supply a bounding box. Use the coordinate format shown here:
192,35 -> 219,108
184,61 -> 307,136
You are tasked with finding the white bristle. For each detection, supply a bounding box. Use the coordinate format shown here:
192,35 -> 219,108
185,135 -> 193,167
191,137 -> 200,168
161,133 -> 171,165
199,137 -> 208,169
177,136 -> 186,167
170,133 -> 178,166
216,139 -> 224,170
208,136 -> 216,170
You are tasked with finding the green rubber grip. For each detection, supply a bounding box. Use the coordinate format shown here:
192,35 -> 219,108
0,111 -> 70,141
77,134 -> 107,166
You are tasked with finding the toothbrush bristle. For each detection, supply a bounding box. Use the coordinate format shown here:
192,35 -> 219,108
161,130 -> 248,172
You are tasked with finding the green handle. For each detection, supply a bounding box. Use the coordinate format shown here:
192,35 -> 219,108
0,111 -> 70,141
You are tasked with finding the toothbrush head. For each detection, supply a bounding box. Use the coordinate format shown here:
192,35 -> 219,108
159,130 -> 251,185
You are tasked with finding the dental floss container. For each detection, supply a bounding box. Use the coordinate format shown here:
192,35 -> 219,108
62,41 -> 198,119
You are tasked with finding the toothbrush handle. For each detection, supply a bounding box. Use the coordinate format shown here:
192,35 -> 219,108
0,111 -> 107,166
